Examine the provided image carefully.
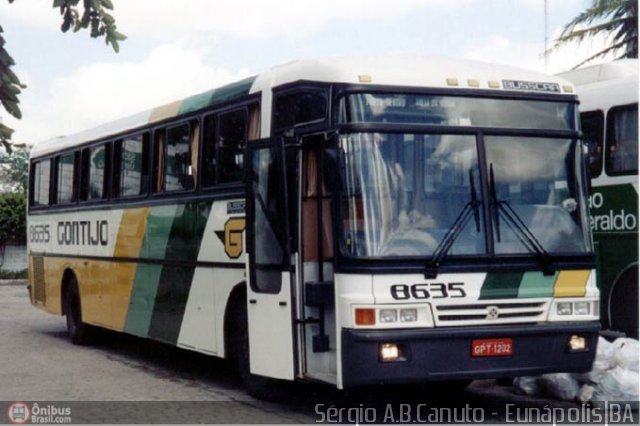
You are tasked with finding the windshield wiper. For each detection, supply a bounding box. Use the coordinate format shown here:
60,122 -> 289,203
489,163 -> 555,276
425,169 -> 481,279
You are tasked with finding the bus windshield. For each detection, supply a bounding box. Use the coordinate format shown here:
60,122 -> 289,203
338,127 -> 590,259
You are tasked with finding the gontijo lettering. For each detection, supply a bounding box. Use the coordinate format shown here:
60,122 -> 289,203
57,220 -> 108,246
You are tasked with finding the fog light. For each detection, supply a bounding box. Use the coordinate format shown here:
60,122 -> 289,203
400,308 -> 418,322
574,302 -> 590,315
379,309 -> 398,323
568,335 -> 587,351
557,302 -> 573,315
380,343 -> 400,362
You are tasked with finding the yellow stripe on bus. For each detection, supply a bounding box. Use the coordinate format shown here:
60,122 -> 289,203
553,270 -> 590,297
149,100 -> 182,124
111,207 -> 150,331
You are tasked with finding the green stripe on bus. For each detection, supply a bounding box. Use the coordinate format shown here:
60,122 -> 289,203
179,76 -> 257,115
124,205 -> 178,337
517,271 -> 558,298
478,271 -> 524,299
148,202 -> 209,344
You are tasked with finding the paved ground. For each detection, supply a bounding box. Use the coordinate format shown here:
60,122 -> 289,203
0,283 -> 581,424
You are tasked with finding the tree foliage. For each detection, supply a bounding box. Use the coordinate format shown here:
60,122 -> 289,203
0,192 -> 26,244
555,0 -> 638,69
0,146 -> 29,194
0,0 -> 125,152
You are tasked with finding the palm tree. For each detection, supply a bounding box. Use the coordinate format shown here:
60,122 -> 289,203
554,0 -> 638,69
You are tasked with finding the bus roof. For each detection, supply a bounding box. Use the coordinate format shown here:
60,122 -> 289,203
557,59 -> 638,112
31,54 -> 576,158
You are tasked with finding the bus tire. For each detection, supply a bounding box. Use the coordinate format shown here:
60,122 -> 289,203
607,265 -> 639,339
233,299 -> 282,400
64,275 -> 92,345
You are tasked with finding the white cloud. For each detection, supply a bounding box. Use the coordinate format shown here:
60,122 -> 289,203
1,0 -> 465,40
462,26 -> 616,75
9,42 -> 250,144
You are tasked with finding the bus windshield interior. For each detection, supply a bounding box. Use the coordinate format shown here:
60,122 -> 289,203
337,94 -> 590,260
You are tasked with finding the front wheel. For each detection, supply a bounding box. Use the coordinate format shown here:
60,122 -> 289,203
64,277 -> 93,345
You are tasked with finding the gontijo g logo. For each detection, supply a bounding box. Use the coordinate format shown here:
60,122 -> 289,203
7,402 -> 30,424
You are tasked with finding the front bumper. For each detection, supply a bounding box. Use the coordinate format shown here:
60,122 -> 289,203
341,322 -> 599,388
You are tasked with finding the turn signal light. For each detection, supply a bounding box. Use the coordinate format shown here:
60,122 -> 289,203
355,308 -> 376,326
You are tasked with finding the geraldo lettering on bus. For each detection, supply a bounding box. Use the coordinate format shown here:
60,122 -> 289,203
56,220 -> 108,246
589,192 -> 638,232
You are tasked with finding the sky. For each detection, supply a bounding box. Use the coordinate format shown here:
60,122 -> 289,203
0,0 -> 615,145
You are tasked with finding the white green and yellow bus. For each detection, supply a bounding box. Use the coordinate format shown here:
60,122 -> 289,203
28,55 -> 600,395
559,59 -> 639,339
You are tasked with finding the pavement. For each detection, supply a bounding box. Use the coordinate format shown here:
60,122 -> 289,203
1,283 -> 625,424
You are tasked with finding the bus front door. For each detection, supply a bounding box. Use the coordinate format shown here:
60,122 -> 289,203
246,138 -> 296,380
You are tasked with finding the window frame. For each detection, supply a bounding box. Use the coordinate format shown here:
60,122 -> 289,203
200,102 -> 258,191
29,158 -> 53,209
605,103 -> 639,177
580,110 -> 605,179
53,151 -> 79,206
113,132 -> 151,200
80,142 -> 112,204
159,120 -> 195,194
216,107 -> 248,186
272,86 -> 329,132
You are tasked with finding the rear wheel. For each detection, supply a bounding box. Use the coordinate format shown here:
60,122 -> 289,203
64,276 -> 92,345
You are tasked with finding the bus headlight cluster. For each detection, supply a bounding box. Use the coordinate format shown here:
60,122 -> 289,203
556,301 -> 591,315
355,307 -> 425,326
380,308 -> 418,323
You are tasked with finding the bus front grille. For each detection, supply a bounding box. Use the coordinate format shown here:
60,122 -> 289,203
32,256 -> 46,304
433,301 -> 548,326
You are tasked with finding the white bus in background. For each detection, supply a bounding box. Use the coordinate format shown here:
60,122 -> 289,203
559,59 -> 639,339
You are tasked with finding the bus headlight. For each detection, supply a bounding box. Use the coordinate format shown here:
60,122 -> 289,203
574,302 -> 590,315
557,302 -> 573,315
379,309 -> 398,323
399,308 -> 418,322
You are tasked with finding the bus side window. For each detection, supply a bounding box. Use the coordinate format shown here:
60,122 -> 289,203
606,103 -> 639,176
30,159 -> 51,207
218,109 -> 247,184
580,110 -> 604,178
114,133 -> 150,198
80,144 -> 110,201
202,114 -> 217,187
164,122 -> 194,192
54,152 -> 78,205
273,89 -> 327,130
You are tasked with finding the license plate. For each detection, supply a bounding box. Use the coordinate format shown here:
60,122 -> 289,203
471,338 -> 513,357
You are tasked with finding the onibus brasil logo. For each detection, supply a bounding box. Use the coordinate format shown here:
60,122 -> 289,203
7,402 -> 30,424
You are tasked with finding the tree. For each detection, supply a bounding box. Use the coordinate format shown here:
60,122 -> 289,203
0,192 -> 26,245
0,146 -> 29,194
0,0 -> 125,152
554,0 -> 638,69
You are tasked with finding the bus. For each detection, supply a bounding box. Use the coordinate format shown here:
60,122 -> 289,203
28,55 -> 601,396
559,59 -> 639,339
